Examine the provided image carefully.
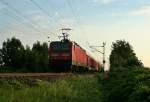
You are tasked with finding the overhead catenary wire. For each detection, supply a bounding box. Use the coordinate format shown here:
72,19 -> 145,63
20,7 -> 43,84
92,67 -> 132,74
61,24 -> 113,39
0,8 -> 36,35
65,0 -> 79,24
46,0 -> 68,27
1,13 -> 23,33
0,0 -> 59,40
29,0 -> 62,38
31,0 -> 79,38
0,8 -> 42,34
0,0 -> 47,34
65,0 -> 101,65
89,42 -> 106,69
30,0 -> 53,18
0,19 -> 21,34
65,0 -> 89,46
65,0 -> 87,33
45,0 -> 79,38
30,0 -> 58,25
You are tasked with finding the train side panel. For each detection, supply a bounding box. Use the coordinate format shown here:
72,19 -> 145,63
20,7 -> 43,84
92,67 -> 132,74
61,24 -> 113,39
87,55 -> 100,71
71,42 -> 87,68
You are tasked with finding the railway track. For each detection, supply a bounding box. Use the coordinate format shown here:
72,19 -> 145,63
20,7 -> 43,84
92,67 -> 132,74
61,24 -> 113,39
0,72 -> 97,78
0,73 -> 67,78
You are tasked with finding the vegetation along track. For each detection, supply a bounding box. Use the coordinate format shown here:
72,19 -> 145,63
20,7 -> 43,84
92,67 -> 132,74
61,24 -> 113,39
0,73 -> 67,78
0,72 -> 97,78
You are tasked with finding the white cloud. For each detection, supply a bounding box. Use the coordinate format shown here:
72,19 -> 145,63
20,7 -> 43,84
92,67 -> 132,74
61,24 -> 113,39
128,5 -> 150,16
24,10 -> 56,31
111,5 -> 150,17
92,0 -> 123,4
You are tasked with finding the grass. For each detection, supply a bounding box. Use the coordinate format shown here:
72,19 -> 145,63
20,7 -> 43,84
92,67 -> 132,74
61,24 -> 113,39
1,67 -> 150,102
0,74 -> 102,102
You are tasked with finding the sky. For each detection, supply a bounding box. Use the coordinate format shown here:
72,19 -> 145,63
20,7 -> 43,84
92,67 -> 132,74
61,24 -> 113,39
0,0 -> 150,69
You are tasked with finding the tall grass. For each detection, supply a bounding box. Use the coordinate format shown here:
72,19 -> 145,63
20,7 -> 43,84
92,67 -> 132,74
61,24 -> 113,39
0,75 -> 102,102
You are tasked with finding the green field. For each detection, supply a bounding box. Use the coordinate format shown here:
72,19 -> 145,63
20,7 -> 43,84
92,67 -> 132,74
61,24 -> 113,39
0,67 -> 150,102
0,74 -> 102,102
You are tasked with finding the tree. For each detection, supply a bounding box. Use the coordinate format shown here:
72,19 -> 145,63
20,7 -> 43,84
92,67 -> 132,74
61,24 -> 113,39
31,41 -> 48,72
109,40 -> 143,68
1,37 -> 24,71
0,49 -> 3,66
0,37 -> 49,72
22,45 -> 34,72
22,42 -> 49,72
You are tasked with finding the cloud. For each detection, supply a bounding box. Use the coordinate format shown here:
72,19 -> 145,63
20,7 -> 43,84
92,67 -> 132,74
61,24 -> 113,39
0,3 -> 6,11
128,5 -> 150,16
111,5 -> 150,17
24,10 -> 57,30
92,0 -> 123,4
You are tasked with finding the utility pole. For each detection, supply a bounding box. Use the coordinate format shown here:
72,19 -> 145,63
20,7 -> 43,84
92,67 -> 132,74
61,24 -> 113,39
102,42 -> 106,69
47,36 -> 51,43
89,42 -> 106,70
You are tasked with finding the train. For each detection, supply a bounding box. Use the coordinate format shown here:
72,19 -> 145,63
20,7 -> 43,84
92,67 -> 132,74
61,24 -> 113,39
48,40 -> 101,72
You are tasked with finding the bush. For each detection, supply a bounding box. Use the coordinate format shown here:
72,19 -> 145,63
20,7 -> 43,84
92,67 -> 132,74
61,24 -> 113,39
99,67 -> 150,102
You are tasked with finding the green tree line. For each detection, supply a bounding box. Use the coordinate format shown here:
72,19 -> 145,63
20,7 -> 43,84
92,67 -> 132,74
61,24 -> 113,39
109,40 -> 143,69
0,37 -> 49,72
0,38 -> 144,72
98,40 -> 149,102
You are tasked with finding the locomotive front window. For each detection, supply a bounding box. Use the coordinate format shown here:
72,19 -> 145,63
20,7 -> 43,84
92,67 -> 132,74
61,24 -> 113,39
50,42 -> 70,52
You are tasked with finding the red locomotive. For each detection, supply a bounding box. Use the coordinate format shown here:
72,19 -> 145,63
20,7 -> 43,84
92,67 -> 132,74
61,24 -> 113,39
48,28 -> 101,72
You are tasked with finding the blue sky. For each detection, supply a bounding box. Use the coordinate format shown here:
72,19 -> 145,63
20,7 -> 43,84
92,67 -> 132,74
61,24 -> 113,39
0,0 -> 150,69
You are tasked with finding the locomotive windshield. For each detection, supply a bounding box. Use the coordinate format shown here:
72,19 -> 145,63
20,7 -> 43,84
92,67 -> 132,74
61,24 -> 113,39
50,42 -> 70,52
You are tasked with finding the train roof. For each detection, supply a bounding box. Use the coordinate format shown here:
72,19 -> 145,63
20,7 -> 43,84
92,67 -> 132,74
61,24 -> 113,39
72,41 -> 87,52
50,41 -> 86,52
